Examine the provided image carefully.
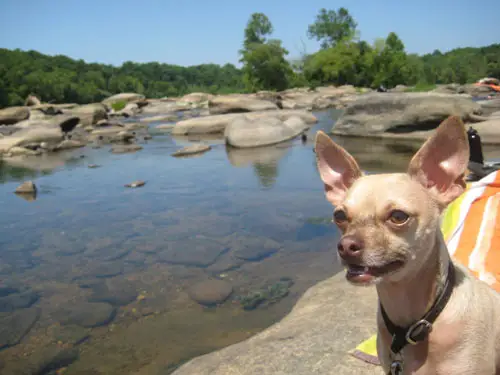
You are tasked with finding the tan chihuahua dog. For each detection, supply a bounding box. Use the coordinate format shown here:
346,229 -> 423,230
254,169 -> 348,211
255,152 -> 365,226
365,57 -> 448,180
314,116 -> 500,375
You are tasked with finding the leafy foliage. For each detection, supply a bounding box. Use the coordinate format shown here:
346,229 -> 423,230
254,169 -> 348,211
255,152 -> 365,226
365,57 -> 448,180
0,48 -> 245,108
239,13 -> 294,92
0,7 -> 499,108
307,7 -> 358,49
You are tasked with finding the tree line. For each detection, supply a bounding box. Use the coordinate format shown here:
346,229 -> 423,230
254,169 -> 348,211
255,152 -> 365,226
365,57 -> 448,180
0,7 -> 499,108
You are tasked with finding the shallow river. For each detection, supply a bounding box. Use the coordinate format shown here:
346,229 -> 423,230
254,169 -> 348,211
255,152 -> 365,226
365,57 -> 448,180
0,109 -> 499,374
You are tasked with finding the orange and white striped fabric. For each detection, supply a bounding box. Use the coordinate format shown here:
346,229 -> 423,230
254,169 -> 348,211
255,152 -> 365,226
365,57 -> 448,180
441,170 -> 500,292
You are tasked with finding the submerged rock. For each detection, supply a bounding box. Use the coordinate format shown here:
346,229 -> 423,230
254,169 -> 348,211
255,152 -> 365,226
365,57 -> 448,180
171,144 -> 211,157
188,279 -> 233,306
0,289 -> 39,312
171,272 -> 380,375
125,180 -> 146,188
56,301 -> 116,328
0,307 -> 40,349
87,278 -> 138,307
237,278 -> 293,310
111,144 -> 143,154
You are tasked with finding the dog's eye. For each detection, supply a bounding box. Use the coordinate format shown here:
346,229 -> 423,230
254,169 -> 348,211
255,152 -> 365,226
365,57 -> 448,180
388,210 -> 410,225
333,209 -> 348,224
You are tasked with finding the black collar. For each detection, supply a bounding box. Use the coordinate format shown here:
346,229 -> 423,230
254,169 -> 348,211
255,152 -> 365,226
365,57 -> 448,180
380,261 -> 456,355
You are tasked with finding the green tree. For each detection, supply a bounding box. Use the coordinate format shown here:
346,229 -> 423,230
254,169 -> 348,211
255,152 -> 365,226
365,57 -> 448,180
243,13 -> 273,48
307,8 -> 358,49
239,13 -> 292,91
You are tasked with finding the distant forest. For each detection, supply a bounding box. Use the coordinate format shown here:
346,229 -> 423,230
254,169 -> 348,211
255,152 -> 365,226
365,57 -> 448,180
1,7 -> 499,108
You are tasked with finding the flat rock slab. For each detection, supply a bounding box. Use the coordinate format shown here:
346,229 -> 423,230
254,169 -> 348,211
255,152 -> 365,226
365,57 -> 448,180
172,110 -> 317,135
333,92 -> 480,136
172,272 -> 383,375
171,144 -> 211,157
111,144 -> 143,154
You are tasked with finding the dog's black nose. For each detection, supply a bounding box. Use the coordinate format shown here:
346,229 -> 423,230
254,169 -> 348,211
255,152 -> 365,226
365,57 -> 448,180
337,235 -> 364,258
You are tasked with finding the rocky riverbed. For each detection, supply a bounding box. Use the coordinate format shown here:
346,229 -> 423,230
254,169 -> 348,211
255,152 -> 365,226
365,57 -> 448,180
1,85 -> 500,374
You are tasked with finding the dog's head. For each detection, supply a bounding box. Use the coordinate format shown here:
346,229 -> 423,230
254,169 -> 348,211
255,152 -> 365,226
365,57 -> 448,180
314,116 -> 469,285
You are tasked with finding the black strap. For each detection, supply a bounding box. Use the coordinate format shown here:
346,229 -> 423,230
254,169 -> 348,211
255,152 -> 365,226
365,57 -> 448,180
380,261 -> 455,355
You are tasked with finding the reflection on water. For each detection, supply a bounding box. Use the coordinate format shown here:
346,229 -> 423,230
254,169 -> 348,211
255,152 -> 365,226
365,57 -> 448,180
1,108 -> 499,374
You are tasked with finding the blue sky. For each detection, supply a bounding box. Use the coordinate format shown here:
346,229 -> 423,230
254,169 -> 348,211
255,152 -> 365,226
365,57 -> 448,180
0,0 -> 497,67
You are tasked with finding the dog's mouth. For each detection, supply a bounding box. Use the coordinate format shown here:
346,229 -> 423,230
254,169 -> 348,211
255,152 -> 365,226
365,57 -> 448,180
345,261 -> 405,284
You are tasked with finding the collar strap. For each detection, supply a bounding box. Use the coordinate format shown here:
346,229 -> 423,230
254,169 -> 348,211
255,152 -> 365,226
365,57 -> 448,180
380,261 -> 455,355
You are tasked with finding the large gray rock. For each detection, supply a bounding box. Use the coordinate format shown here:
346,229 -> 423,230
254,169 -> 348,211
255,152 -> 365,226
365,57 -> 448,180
332,92 -> 481,136
172,110 -> 317,135
0,126 -> 64,153
172,272 -> 382,375
477,98 -> 500,116
225,115 -> 309,148
0,106 -> 30,125
66,103 -> 107,126
102,93 -> 145,106
209,95 -> 278,115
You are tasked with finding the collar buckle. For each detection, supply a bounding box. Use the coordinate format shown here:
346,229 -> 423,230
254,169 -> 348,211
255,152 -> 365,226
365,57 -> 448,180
405,319 -> 433,345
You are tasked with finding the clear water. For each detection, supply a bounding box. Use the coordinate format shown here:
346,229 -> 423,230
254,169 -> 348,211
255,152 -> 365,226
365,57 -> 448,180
0,109 -> 498,374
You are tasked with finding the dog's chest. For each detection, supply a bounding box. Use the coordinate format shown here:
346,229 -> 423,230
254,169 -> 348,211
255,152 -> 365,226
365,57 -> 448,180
378,319 -> 462,374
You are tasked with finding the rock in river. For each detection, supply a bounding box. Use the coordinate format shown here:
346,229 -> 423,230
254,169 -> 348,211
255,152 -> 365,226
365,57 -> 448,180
56,301 -> 116,328
125,180 -> 146,188
225,115 -> 309,148
171,110 -> 317,135
209,96 -> 278,115
0,106 -> 30,125
171,272 -> 381,375
15,180 -> 37,195
188,279 -> 233,306
332,92 -> 481,136
171,144 -> 211,157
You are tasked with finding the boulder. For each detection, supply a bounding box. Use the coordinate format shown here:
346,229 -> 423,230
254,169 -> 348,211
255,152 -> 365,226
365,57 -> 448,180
172,110 -> 317,135
225,115 -> 309,148
209,96 -> 278,115
0,106 -> 30,125
102,93 -> 145,106
332,92 -> 481,136
171,272 -> 381,375
67,103 -> 107,126
24,95 -> 42,107
0,126 -> 64,153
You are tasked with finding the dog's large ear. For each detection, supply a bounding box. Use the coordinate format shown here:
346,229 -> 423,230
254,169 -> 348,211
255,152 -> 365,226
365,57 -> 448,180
407,116 -> 469,206
314,131 -> 363,206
